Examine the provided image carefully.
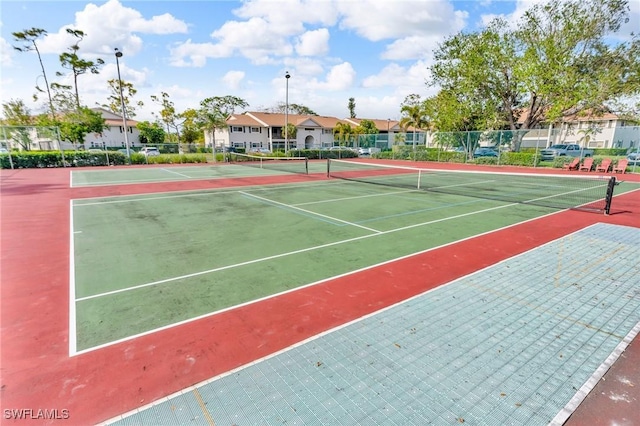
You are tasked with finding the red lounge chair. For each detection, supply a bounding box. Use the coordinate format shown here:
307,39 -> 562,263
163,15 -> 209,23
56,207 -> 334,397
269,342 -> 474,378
613,159 -> 628,174
562,158 -> 580,170
595,158 -> 612,173
579,158 -> 594,172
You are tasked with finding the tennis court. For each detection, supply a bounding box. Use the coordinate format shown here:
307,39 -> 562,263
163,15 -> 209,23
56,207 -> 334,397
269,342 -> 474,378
3,159 -> 640,425
71,156 -> 318,187
71,162 -> 637,353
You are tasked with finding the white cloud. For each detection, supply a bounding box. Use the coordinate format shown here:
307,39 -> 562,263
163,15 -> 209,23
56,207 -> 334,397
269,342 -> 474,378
168,39 -> 232,67
336,0 -> 467,41
381,35 -> 441,61
287,58 -> 325,77
0,36 -> 13,67
233,0 -> 339,29
362,60 -> 430,92
223,71 -> 246,90
208,17 -> 293,64
480,0 -> 546,28
38,0 -> 187,57
295,28 -> 329,56
306,62 -> 356,91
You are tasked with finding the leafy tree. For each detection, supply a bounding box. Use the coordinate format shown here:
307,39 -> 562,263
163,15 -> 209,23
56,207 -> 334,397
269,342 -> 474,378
49,83 -> 78,113
429,0 -> 640,150
284,123 -> 297,145
37,107 -> 106,148
422,90 -> 483,132
399,94 -> 430,151
56,29 -> 104,108
102,79 -> 143,118
1,99 -> 33,125
354,119 -> 378,147
151,92 -> 180,143
197,95 -> 249,150
179,108 -> 202,144
12,28 -> 55,119
333,122 -> 355,147
348,97 -> 356,118
262,103 -> 317,115
1,99 -> 35,151
136,121 -> 165,145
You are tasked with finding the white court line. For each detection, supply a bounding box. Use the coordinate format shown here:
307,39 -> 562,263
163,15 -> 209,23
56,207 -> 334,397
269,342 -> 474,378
72,180 -> 369,206
76,182 -> 607,305
76,200 -> 519,303
293,188 -> 417,206
550,319 -> 640,426
239,191 -> 382,233
160,168 -> 192,178
99,223 -> 636,424
69,201 -> 78,355
81,205 -> 571,359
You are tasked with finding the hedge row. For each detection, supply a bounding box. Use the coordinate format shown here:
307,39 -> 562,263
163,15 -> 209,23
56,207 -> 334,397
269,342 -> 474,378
0,151 -> 211,169
373,147 -> 541,167
1,148 -> 631,170
288,149 -> 358,159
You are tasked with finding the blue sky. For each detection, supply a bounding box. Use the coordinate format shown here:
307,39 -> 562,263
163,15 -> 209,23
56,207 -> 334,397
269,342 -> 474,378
1,0 -> 637,122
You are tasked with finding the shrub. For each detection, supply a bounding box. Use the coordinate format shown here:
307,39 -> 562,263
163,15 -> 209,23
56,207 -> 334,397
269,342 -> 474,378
289,149 -> 358,159
499,152 -> 540,167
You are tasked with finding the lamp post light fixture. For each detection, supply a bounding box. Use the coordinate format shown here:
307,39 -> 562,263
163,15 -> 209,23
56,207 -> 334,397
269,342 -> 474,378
114,48 -> 131,161
285,71 -> 290,153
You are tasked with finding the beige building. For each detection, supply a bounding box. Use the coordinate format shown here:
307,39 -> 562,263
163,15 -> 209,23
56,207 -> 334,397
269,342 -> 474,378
520,112 -> 639,150
84,108 -> 141,150
207,112 -> 403,151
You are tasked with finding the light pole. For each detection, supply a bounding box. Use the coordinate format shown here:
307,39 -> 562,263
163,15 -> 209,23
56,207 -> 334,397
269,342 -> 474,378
115,48 -> 131,162
285,71 -> 290,153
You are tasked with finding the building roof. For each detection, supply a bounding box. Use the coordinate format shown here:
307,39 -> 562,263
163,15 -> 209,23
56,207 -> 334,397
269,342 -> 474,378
227,113 -> 265,127
229,112 -> 403,131
244,112 -> 349,129
91,107 -> 139,127
516,108 -> 624,125
344,117 -> 401,131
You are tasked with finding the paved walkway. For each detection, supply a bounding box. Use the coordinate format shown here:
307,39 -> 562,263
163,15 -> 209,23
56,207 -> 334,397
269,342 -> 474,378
104,223 -> 640,425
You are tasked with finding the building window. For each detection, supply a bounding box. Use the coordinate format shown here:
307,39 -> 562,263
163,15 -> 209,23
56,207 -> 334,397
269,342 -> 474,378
231,126 -> 243,132
250,127 -> 260,133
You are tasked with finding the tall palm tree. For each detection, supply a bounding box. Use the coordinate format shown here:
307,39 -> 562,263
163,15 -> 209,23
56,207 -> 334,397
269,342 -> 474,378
197,102 -> 228,158
197,96 -> 248,157
333,122 -> 354,147
399,103 -> 430,153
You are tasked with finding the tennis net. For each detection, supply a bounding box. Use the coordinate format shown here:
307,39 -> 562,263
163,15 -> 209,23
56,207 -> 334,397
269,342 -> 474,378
228,153 -> 309,175
327,159 -> 617,214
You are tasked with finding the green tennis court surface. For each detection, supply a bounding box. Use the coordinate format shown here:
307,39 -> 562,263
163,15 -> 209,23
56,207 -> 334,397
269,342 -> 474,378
71,173 -> 640,353
71,160 -> 323,187
104,223 -> 640,425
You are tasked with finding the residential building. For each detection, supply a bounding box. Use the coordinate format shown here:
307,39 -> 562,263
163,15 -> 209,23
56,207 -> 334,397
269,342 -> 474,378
83,108 -> 141,150
520,111 -> 639,150
207,112 -> 404,151
0,108 -> 141,151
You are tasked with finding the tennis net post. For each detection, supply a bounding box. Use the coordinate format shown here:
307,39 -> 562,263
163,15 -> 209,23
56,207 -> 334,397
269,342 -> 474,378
604,176 -> 616,215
